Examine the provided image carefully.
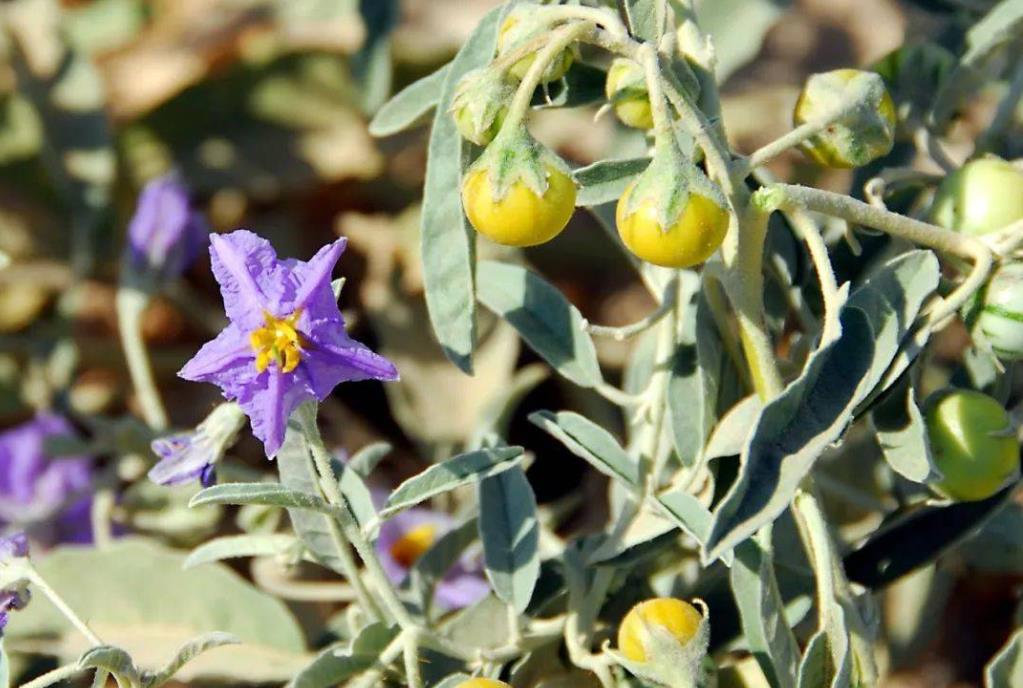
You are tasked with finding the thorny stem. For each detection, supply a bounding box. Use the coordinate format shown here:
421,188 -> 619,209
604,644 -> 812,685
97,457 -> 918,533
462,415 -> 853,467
116,286 -> 168,431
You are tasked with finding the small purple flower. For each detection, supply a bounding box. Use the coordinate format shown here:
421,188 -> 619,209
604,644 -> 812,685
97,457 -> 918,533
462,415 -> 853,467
0,532 -> 28,561
0,415 -> 94,545
179,231 -> 398,457
377,509 -> 489,611
126,174 -> 208,281
149,403 -> 246,487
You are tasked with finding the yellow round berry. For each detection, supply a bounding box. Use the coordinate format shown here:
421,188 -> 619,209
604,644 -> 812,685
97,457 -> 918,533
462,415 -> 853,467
925,389 -> 1020,501
498,16 -> 573,83
930,158 -> 1023,237
618,598 -> 703,663
457,679 -> 511,688
616,183 -> 729,268
462,165 -> 577,247
605,58 -> 653,130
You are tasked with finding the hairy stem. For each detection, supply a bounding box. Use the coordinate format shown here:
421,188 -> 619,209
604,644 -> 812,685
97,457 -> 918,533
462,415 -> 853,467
115,286 -> 168,430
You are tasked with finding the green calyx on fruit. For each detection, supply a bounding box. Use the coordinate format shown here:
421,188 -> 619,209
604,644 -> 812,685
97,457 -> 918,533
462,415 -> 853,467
605,58 -> 653,130
924,389 -> 1020,502
497,5 -> 575,83
451,67 -> 514,146
793,68 -> 896,168
930,157 -> 1023,236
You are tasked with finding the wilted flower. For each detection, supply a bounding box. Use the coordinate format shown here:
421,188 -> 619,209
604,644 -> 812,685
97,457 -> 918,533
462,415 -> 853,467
0,415 -> 94,545
179,231 -> 399,456
149,402 -> 247,487
0,532 -> 30,637
377,508 -> 489,611
126,174 -> 208,281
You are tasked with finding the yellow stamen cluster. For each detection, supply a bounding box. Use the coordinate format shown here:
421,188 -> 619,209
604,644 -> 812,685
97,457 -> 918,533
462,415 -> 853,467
389,523 -> 438,568
250,311 -> 305,374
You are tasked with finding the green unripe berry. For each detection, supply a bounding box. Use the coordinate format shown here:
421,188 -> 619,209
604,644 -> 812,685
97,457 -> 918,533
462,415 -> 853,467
930,158 -> 1023,236
793,68 -> 896,168
974,262 -> 1023,361
925,389 -> 1020,502
497,9 -> 574,83
451,68 -> 512,146
605,58 -> 653,130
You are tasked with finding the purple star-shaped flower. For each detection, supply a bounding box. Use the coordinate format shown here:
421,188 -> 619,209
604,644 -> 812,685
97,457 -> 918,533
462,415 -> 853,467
126,174 -> 208,281
377,509 -> 489,611
179,230 -> 398,457
0,415 -> 94,545
0,532 -> 30,637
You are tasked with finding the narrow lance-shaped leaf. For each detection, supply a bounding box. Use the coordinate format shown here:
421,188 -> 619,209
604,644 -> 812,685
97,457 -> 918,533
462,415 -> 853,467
668,285 -> 723,467
530,410 -> 639,486
573,158 -> 650,207
420,6 -> 507,372
144,632 -> 240,688
184,534 -> 298,570
286,623 -> 399,688
704,251 -> 940,562
189,482 -> 335,515
477,261 -> 602,388
870,373 -> 942,484
478,465 -> 540,614
985,628 -> 1023,688
369,64 -> 451,137
380,447 -> 524,519
276,402 -> 347,573
731,536 -> 801,688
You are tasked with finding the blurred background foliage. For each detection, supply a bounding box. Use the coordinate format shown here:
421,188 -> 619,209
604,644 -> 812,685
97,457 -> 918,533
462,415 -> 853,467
0,1 -> 1021,686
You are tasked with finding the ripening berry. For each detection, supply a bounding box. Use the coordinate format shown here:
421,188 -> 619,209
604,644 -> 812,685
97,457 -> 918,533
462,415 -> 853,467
605,58 -> 654,130
618,598 -> 703,663
457,679 -> 511,688
616,181 -> 729,268
793,68 -> 896,168
974,262 -> 1023,361
497,13 -> 574,83
462,165 -> 577,247
930,158 -> 1023,236
925,389 -> 1020,501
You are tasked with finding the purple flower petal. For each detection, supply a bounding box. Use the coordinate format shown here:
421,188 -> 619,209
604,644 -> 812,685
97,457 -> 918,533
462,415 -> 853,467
127,175 -> 208,280
209,232 -> 281,330
292,238 -> 348,318
0,532 -> 28,560
179,324 -> 253,382
149,434 -> 212,485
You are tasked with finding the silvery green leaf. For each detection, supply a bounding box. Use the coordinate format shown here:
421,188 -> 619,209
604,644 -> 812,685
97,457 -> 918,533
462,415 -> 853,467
276,402 -> 347,573
7,540 -> 308,683
79,646 -> 139,687
380,447 -> 524,519
704,251 -> 940,561
184,534 -> 298,570
656,488 -> 730,564
144,632 -> 240,688
286,623 -> 398,688
625,0 -> 660,40
348,441 -> 391,479
796,626 -> 851,688
695,0 -> 793,82
529,410 -> 639,487
870,374 -> 942,483
986,628 -> 1023,688
731,538 -> 800,688
844,483 -> 1017,588
478,466 -> 540,614
668,288 -> 723,467
477,261 -> 602,388
573,158 -> 650,207
369,64 -> 451,137
441,594 -> 511,651
703,395 -> 761,461
962,0 -> 1023,67
421,6 -> 507,372
189,482 -> 335,515
351,0 -> 397,113
408,517 -> 479,612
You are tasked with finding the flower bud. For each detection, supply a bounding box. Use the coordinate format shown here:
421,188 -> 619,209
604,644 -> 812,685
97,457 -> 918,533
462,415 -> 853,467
605,58 -> 653,130
616,140 -> 728,268
610,598 -> 710,687
973,262 -> 1023,361
126,174 -> 209,283
149,402 -> 247,487
924,389 -> 1020,502
793,69 -> 896,168
461,126 -> 576,247
451,67 -> 514,146
497,5 -> 574,83
930,157 -> 1023,236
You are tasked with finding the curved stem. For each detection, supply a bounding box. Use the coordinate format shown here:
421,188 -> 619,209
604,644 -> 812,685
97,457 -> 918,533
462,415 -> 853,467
639,43 -> 673,141
784,208 -> 843,340
18,664 -> 85,688
26,568 -> 102,647
588,276 -> 678,340
116,286 -> 168,430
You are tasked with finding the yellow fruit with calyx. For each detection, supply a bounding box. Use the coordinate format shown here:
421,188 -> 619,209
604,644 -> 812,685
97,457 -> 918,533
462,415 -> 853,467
793,68 -> 896,168
457,679 -> 511,688
605,58 -> 654,130
461,127 -> 576,247
611,597 -> 711,687
618,598 -> 703,663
